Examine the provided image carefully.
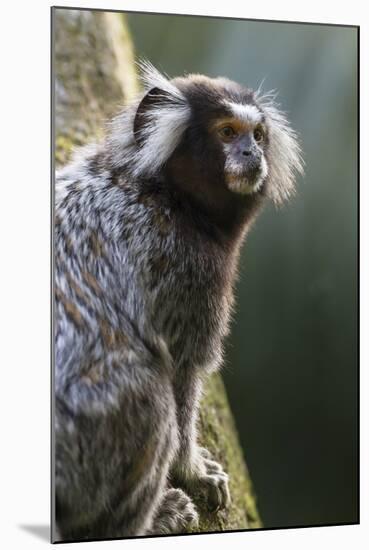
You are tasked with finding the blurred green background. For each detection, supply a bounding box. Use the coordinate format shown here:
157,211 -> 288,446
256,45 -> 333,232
127,12 -> 358,529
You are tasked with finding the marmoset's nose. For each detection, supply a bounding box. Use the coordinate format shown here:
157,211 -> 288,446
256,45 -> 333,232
238,134 -> 258,161
238,143 -> 260,165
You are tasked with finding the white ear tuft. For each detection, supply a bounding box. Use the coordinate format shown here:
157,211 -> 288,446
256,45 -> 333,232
107,60 -> 191,178
255,89 -> 304,204
136,59 -> 186,103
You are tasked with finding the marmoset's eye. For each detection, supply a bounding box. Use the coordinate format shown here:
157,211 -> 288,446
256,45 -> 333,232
253,126 -> 264,143
218,126 -> 237,141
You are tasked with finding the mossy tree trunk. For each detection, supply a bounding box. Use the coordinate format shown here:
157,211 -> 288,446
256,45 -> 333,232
53,7 -> 261,533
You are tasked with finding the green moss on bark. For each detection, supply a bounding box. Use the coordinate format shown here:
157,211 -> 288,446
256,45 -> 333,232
54,9 -> 137,165
54,7 -> 261,533
193,373 -> 262,531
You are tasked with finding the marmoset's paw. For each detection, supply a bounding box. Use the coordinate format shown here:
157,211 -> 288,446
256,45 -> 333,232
195,447 -> 230,511
172,446 -> 231,512
151,488 -> 199,535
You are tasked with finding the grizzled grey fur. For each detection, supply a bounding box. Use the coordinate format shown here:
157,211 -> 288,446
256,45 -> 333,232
54,61 -> 303,541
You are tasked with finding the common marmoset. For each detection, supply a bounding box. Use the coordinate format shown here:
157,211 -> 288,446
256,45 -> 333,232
54,61 -> 303,541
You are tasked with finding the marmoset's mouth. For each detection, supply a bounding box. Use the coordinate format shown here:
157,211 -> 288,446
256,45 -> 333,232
225,171 -> 264,195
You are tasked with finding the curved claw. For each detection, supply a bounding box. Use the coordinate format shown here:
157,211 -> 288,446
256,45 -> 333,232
199,471 -> 231,510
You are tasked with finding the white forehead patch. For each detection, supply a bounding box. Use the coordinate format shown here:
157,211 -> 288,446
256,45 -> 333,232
226,101 -> 263,125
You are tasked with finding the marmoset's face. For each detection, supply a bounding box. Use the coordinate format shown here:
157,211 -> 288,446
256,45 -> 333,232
211,105 -> 269,196
171,76 -> 270,199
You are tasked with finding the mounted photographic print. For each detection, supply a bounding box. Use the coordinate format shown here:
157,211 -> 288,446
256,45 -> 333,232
51,6 -> 359,543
